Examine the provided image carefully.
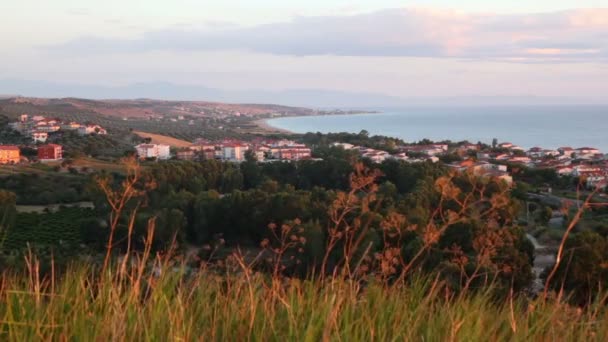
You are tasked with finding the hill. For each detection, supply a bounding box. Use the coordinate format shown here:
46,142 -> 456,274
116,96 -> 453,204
2,97 -> 314,119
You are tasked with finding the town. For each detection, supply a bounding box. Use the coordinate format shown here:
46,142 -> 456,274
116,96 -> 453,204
331,140 -> 606,190
1,113 -> 606,193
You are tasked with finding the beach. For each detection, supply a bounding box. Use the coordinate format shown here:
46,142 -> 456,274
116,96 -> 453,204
252,118 -> 294,134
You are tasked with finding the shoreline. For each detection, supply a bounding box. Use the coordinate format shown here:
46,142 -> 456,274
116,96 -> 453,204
252,118 -> 295,134
255,111 -> 381,135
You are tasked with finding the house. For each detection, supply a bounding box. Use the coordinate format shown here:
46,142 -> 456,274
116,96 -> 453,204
555,166 -> 574,176
189,140 -> 216,152
61,122 -> 82,130
0,145 -> 20,164
390,152 -> 409,161
494,153 -> 511,161
459,143 -> 479,151
507,156 -> 532,165
176,149 -> 196,161
35,124 -> 61,133
38,144 -> 63,161
499,142 -> 513,149
278,146 -> 312,160
135,144 -> 171,160
201,148 -> 217,160
576,147 -> 600,155
331,142 -> 355,150
402,144 -> 446,156
32,131 -> 48,143
558,147 -> 575,157
572,165 -> 602,177
526,147 -> 544,158
448,161 -> 512,185
78,125 -> 107,135
476,152 -> 491,160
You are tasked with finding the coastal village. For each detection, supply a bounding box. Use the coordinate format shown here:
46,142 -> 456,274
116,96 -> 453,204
331,141 -> 608,190
1,113 -> 607,191
0,114 -> 106,164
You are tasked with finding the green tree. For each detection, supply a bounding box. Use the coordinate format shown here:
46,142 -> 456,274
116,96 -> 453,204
543,231 -> 608,304
0,190 -> 17,249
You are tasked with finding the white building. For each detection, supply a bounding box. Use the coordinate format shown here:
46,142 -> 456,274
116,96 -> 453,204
331,142 -> 355,150
78,125 -> 107,135
61,122 -> 82,130
32,131 -> 48,143
222,144 -> 248,161
135,144 -> 171,160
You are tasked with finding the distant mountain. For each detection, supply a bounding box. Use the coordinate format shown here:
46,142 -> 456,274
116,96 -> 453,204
0,79 -> 605,108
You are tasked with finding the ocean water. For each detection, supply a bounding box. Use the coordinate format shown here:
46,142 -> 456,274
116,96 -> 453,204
266,106 -> 608,152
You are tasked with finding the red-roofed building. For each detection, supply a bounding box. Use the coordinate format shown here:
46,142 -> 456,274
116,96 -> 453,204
38,144 -> 63,161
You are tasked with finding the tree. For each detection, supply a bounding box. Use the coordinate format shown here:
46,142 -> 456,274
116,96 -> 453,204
542,231 -> 608,304
241,151 -> 262,189
537,206 -> 553,225
95,157 -> 156,273
492,138 -> 498,148
0,190 -> 17,249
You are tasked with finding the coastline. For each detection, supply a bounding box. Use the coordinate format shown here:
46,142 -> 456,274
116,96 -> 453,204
256,111 -> 381,135
252,118 -> 295,134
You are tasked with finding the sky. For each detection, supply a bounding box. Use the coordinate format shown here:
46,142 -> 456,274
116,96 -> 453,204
1,0 -> 608,103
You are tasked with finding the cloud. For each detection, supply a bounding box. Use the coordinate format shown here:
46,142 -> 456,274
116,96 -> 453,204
51,8 -> 608,62
66,8 -> 91,16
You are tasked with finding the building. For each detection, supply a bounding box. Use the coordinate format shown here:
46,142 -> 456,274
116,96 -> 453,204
32,131 -> 48,143
135,144 -> 171,160
0,145 -> 21,164
401,144 -> 447,156
279,146 -> 312,160
38,144 -> 63,161
78,125 -> 107,135
576,147 -> 600,155
61,122 -> 82,130
222,143 -> 248,161
558,147 -> 575,157
331,142 -> 355,150
448,160 -> 513,185
176,149 -> 196,161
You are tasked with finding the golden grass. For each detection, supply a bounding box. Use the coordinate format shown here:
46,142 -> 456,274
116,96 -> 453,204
133,131 -> 192,148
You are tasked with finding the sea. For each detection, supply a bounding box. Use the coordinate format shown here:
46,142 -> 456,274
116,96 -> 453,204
266,106 -> 608,152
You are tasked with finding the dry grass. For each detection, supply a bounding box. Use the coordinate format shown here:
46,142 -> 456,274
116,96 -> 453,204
1,256 -> 608,341
133,131 -> 192,148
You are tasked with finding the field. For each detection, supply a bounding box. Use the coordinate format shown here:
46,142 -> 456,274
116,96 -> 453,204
133,131 -> 193,147
70,157 -> 128,173
2,207 -> 97,251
